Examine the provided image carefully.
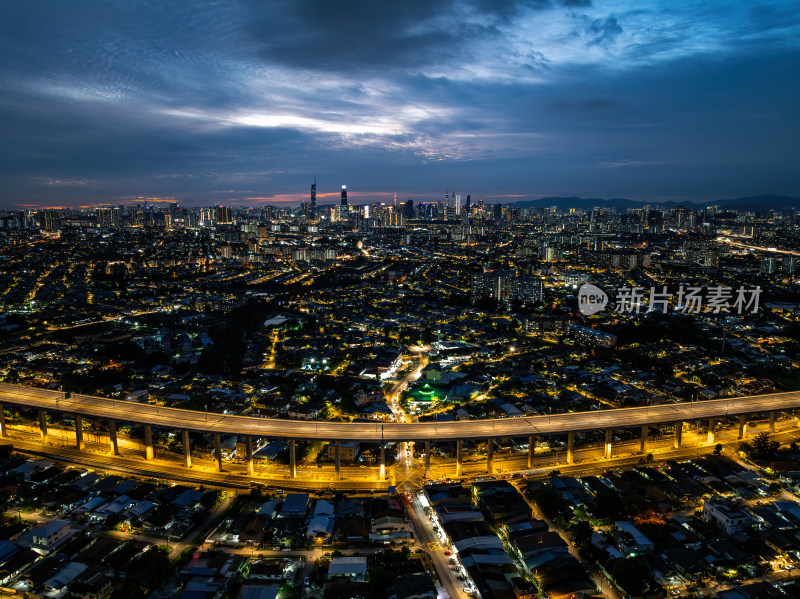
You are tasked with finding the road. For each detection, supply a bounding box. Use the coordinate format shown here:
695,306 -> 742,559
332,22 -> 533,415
402,493 -> 466,599
385,353 -> 427,423
716,236 -> 800,257
172,493 -> 234,560
3,411 -> 800,491
2,383 -> 799,442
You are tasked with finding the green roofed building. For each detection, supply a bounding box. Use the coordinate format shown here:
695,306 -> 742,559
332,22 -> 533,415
407,382 -> 449,407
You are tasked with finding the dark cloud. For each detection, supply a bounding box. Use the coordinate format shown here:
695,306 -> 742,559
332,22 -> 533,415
584,16 -> 623,46
0,0 -> 799,206
245,0 -> 514,73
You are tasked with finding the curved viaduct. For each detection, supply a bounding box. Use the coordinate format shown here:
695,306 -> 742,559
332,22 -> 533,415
1,383 -> 798,479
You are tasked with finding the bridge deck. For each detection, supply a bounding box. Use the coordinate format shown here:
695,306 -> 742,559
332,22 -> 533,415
1,383 -> 798,441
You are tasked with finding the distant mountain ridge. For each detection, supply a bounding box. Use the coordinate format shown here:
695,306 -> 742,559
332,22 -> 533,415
505,195 -> 800,210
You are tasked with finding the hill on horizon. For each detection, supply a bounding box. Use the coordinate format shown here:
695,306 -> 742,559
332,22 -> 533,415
504,195 -> 800,210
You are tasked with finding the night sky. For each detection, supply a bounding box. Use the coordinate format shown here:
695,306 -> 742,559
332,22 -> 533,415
1,0 -> 799,208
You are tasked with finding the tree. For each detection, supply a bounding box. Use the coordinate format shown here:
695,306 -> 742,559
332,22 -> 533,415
591,487 -> 624,521
751,432 -> 780,458
531,485 -> 565,519
2,369 -> 19,384
568,520 -> 593,546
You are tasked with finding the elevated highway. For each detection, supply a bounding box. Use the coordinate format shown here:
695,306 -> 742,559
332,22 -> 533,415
1,383 -> 797,479
2,382 -> 798,441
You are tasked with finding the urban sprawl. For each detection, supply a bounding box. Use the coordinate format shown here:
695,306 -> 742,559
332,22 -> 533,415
0,190 -> 799,599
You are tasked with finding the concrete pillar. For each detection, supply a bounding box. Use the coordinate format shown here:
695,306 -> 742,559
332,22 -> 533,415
640,425 -> 648,453
290,439 -> 297,479
38,410 -> 47,443
567,432 -> 575,465
182,430 -> 192,468
75,415 -> 84,451
769,411 -> 777,433
706,419 -> 715,444
604,429 -> 612,459
528,435 -> 535,469
673,421 -> 683,449
108,419 -> 118,455
456,440 -> 463,477
335,442 -> 340,479
213,433 -> 221,471
738,415 -> 747,440
0,403 -> 6,437
487,439 -> 494,474
246,436 -> 254,476
144,425 -> 154,460
424,441 -> 431,479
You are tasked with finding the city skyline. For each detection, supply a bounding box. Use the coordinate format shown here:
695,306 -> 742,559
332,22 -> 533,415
2,133 -> 800,597
1,0 -> 799,208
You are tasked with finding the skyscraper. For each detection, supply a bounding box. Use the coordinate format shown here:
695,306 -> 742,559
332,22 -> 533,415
216,205 -> 232,223
39,211 -> 57,231
310,179 -> 317,218
404,199 -> 414,219
97,207 -> 113,228
340,185 -> 348,216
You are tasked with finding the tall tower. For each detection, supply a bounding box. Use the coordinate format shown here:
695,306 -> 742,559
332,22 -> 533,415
310,178 -> 317,218
340,185 -> 348,216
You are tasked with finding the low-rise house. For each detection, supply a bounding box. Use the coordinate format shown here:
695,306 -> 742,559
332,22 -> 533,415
240,585 -> 279,599
328,556 -> 368,581
327,441 -> 360,462
613,521 -> 655,556
31,520 -> 70,549
442,521 -> 504,554
472,481 -> 532,525
280,493 -> 309,518
43,561 -> 87,594
69,564 -> 113,599
702,497 -> 754,535
0,549 -> 39,587
287,403 -> 323,420
306,516 -> 335,540
125,389 -> 149,402
391,572 -> 437,599
248,560 -> 287,581
370,514 -> 412,541
532,554 -> 596,599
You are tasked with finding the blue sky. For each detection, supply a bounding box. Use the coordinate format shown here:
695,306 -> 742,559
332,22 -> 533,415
1,0 -> 799,207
